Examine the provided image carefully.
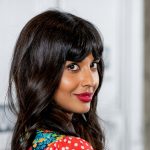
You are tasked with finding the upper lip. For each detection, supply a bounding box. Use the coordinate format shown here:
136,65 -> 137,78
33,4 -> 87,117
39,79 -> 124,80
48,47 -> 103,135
74,92 -> 93,97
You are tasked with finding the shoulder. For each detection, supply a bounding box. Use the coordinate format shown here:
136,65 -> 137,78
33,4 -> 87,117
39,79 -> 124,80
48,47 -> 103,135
49,136 -> 94,150
32,129 -> 65,149
31,130 -> 94,150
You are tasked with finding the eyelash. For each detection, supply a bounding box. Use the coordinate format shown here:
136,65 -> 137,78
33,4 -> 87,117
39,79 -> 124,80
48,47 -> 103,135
90,62 -> 98,69
66,61 -> 99,72
67,63 -> 79,71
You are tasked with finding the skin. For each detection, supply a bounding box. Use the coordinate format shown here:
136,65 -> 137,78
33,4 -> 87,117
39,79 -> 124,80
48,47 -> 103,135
54,53 -> 99,116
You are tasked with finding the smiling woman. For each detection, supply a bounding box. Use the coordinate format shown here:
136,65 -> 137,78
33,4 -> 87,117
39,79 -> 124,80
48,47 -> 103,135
54,54 -> 99,114
7,10 -> 105,150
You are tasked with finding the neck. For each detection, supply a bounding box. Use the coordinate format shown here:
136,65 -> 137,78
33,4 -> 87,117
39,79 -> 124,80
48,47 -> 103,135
66,113 -> 73,120
67,121 -> 76,133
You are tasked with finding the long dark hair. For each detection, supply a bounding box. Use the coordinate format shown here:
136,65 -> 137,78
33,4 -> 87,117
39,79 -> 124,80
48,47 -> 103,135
7,10 -> 105,150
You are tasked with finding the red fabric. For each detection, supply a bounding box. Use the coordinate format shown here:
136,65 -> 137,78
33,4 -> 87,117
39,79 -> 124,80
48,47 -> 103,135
45,136 -> 93,150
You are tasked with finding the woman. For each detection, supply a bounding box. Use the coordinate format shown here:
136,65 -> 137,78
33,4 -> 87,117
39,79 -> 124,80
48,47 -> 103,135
8,10 -> 105,150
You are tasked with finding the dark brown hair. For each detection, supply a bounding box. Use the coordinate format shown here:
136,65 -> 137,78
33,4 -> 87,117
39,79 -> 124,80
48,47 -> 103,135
8,10 -> 105,150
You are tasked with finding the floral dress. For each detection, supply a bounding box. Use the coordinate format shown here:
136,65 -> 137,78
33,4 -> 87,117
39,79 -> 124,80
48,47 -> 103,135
29,129 -> 94,150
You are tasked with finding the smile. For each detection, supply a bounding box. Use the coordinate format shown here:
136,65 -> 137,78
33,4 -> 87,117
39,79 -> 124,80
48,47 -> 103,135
74,92 -> 93,102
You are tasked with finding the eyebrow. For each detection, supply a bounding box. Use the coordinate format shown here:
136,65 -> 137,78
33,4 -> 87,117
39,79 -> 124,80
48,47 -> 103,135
65,58 -> 100,65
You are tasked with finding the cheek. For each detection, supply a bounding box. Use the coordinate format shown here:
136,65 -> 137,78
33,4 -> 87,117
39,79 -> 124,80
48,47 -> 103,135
61,77 -> 72,86
56,73 -> 78,95
94,72 -> 100,89
60,75 -> 76,90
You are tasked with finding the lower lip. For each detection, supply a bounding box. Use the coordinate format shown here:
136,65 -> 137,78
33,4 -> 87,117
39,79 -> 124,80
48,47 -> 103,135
75,95 -> 92,102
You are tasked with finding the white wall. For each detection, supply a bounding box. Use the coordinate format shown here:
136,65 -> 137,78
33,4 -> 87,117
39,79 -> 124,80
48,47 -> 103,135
0,1 -> 58,149
0,0 -> 144,150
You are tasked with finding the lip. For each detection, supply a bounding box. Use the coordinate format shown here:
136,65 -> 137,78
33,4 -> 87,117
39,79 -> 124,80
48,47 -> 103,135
74,92 -> 93,102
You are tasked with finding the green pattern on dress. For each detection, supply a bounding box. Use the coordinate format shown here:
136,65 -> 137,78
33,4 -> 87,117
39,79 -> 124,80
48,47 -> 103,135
32,129 -> 65,150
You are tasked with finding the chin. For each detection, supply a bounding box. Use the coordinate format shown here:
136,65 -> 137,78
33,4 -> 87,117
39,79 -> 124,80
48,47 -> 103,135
77,107 -> 90,114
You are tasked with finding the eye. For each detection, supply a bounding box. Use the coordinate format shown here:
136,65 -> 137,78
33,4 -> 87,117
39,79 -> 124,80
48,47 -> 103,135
66,63 -> 79,71
90,62 -> 98,69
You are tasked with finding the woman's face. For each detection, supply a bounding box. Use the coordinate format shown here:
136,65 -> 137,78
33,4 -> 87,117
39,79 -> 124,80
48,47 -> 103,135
54,53 -> 99,114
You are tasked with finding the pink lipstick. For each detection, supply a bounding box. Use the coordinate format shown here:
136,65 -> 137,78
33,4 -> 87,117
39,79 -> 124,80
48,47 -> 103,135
74,92 -> 93,102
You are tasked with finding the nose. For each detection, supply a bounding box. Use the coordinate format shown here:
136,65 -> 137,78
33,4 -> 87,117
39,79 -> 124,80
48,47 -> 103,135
80,69 -> 97,87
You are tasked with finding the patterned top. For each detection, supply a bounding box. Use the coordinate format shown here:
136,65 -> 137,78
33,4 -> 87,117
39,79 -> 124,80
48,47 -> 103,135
29,129 -> 94,150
